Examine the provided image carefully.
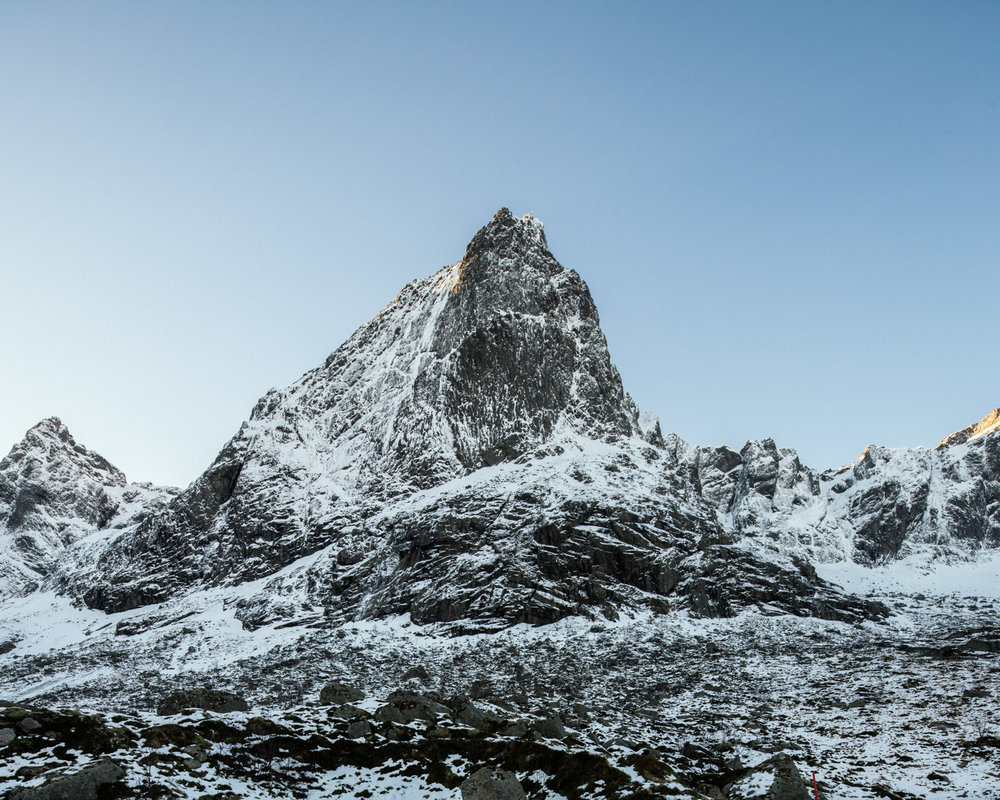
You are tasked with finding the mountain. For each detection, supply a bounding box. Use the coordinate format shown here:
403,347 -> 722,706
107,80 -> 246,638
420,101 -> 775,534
0,417 -> 176,599
45,209 -> 877,628
3,210 -> 1000,799
676,406 -> 1000,566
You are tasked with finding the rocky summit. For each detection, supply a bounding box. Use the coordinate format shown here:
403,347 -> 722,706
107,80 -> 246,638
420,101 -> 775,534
1,210 -> 998,799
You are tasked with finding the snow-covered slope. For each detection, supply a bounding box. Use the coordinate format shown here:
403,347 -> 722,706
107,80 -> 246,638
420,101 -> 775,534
0,418 -> 176,599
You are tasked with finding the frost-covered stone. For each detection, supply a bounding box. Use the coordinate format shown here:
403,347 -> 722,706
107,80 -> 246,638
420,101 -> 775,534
723,753 -> 811,800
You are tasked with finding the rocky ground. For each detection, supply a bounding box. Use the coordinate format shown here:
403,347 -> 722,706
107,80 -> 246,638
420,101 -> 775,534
2,574 -> 998,799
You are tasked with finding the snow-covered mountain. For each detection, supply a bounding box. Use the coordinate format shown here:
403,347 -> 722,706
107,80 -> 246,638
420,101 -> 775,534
2,209 -> 997,625
674,406 -> 1000,566
11,208 -> 869,629
0,417 -> 176,599
2,209 -> 999,800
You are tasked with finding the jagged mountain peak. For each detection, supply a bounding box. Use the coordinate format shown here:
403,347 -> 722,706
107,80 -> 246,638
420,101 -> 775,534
937,407 -> 1000,448
461,207 -> 549,268
251,208 -> 639,490
1,417 -> 126,494
1,418 -> 174,599
76,210 -> 646,612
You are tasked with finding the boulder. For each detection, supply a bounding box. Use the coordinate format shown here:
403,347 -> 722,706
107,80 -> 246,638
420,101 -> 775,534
156,689 -> 249,716
450,695 -> 489,729
17,717 -> 42,733
401,664 -> 430,682
0,727 -> 15,746
532,714 -> 567,740
319,681 -> 364,705
461,767 -> 527,800
328,703 -> 367,720
469,679 -> 493,700
723,753 -> 811,800
8,758 -> 125,800
374,691 -> 449,724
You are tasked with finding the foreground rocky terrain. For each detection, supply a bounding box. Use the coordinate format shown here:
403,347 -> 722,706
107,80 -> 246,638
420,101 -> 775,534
2,584 -> 998,799
2,210 -> 998,798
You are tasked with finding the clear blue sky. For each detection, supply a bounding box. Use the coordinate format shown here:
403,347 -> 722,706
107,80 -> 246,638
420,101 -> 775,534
2,1 -> 998,487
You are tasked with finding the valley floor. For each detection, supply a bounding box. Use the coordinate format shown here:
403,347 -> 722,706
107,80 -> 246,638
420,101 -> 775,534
1,563 -> 999,799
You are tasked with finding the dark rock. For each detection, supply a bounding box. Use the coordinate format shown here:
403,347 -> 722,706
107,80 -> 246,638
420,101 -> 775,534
460,766 -> 528,800
326,704 -> 365,721
401,664 -> 430,682
0,727 -> 14,746
319,681 -> 364,705
681,741 -> 722,766
157,689 -> 249,716
7,758 -> 125,800
449,696 -> 488,729
17,716 -> 42,733
532,714 -> 566,740
347,719 -> 372,739
469,679 -> 493,700
374,691 -> 449,724
0,640 -> 15,655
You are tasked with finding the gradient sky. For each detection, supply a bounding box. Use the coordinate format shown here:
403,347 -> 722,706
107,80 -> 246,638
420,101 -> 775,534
2,1 -> 998,488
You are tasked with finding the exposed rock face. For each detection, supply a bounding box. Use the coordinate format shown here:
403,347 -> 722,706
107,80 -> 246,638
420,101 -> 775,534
0,418 -> 176,598
679,408 -> 1000,566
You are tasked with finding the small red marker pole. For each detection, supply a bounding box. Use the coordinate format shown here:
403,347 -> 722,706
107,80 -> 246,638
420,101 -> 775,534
812,771 -> 819,800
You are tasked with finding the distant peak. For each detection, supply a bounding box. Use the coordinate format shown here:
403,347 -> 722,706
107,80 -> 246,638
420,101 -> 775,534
937,408 -> 1000,448
462,208 -> 548,265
